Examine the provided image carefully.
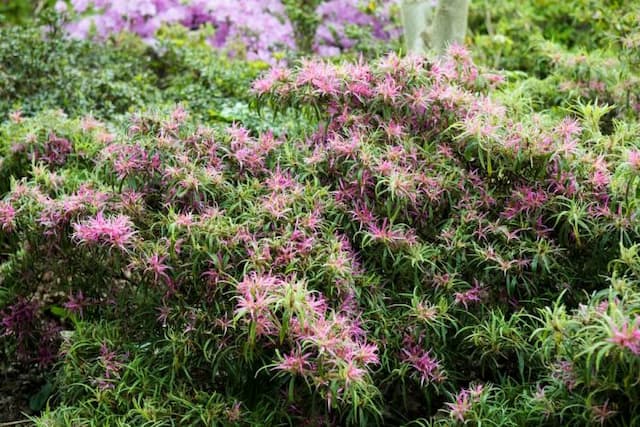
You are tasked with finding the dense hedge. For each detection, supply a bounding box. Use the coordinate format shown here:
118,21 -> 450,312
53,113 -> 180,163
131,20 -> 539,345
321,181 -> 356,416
0,21 -> 272,122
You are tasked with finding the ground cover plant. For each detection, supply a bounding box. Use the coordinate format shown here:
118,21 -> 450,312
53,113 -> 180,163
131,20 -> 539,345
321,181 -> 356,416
2,0 -> 640,426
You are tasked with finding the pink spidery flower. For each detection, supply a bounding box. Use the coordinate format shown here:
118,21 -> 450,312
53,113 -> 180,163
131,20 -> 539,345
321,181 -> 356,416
72,211 -> 137,251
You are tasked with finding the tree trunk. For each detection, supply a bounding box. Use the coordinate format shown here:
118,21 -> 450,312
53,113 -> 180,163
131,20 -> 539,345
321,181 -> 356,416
431,0 -> 470,54
401,0 -> 470,56
401,0 -> 435,55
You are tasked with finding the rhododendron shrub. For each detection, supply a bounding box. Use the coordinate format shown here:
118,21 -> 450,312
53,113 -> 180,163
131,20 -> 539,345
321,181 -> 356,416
255,47 -> 640,423
259,48 -> 637,301
2,46 -> 640,424
0,109 -> 385,424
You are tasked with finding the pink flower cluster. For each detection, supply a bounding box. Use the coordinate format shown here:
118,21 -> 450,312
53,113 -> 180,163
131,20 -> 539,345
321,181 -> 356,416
34,133 -> 73,167
445,384 -> 485,422
59,0 -> 397,62
38,185 -> 110,236
608,317 -> 640,355
0,201 -> 16,232
627,149 -> 640,172
95,342 -> 127,390
401,335 -> 445,385
102,142 -> 161,181
453,280 -> 484,309
72,211 -> 137,251
234,272 -> 379,404
501,185 -> 548,220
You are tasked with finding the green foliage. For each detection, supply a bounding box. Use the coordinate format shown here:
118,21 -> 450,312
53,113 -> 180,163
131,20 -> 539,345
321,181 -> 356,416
469,0 -> 640,71
151,25 -> 275,129
2,1 -> 640,426
469,0 -> 640,122
0,20 -> 278,129
0,21 -> 158,119
0,0 -> 56,26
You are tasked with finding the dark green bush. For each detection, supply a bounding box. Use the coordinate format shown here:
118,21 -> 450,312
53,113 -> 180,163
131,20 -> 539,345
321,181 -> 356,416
0,20 -> 273,127
0,22 -> 158,119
